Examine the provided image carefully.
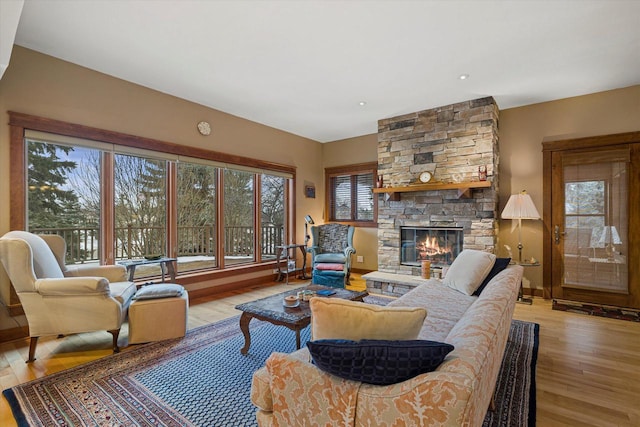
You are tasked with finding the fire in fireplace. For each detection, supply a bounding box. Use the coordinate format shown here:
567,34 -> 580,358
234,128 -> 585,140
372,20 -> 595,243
400,227 -> 463,266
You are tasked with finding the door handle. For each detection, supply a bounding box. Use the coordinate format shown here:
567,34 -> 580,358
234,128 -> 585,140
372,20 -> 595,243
554,225 -> 565,245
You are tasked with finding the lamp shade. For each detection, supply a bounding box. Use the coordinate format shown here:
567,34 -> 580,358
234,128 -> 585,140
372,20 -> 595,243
591,225 -> 622,246
501,191 -> 541,220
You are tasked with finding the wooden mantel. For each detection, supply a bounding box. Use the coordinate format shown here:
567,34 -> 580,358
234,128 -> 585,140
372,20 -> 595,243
372,180 -> 492,201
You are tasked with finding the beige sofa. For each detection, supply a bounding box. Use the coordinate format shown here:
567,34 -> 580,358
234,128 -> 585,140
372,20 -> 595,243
251,264 -> 523,427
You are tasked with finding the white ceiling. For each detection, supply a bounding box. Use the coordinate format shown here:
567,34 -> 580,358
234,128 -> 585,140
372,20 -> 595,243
6,0 -> 640,142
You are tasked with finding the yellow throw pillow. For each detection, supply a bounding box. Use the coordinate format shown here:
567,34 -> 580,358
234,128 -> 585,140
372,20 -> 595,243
310,298 -> 427,341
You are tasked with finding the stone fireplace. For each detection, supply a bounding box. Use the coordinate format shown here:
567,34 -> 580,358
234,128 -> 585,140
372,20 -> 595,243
376,96 -> 499,277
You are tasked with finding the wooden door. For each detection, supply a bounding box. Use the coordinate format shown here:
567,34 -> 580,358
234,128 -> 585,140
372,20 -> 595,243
545,134 -> 640,309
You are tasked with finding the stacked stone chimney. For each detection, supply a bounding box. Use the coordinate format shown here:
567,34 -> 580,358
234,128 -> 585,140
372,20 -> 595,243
376,97 -> 499,275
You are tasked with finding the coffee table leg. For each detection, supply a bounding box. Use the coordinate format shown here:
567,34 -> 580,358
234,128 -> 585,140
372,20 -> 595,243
296,329 -> 301,350
239,312 -> 253,354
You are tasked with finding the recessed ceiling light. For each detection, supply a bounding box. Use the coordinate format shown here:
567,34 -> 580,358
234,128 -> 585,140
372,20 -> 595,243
459,74 -> 469,80
358,101 -> 367,106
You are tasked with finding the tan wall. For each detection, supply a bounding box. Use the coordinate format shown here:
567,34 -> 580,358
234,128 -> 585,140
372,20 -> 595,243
1,45 -> 638,324
498,85 -> 640,292
322,133 -> 379,271
0,47 -> 326,329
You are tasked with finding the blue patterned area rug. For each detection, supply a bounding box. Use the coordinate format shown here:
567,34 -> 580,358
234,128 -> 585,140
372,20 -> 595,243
3,312 -> 538,426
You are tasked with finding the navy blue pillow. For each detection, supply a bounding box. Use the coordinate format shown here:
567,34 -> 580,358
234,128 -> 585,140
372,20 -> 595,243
473,257 -> 511,296
307,339 -> 454,385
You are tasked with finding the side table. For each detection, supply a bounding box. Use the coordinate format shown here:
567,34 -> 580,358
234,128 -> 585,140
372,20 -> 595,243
275,244 -> 309,284
515,261 -> 539,305
118,257 -> 177,282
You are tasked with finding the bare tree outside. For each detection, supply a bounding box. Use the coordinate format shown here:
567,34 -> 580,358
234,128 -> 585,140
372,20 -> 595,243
114,154 -> 167,258
176,162 -> 217,271
223,169 -> 254,264
261,174 -> 285,259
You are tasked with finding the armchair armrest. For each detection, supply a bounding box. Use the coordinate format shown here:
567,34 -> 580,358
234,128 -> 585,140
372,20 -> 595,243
64,264 -> 127,282
36,277 -> 110,296
307,246 -> 320,261
343,246 -> 356,256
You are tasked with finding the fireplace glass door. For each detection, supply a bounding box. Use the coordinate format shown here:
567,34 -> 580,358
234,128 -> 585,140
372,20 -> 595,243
400,227 -> 463,266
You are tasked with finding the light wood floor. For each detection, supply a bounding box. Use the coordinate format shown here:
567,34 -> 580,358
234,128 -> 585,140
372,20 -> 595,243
1,275 -> 639,426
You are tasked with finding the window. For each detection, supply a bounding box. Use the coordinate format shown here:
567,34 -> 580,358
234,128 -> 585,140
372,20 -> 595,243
114,154 -> 168,263
223,169 -> 255,265
177,161 -> 218,272
326,162 -> 377,226
27,140 -> 102,263
260,174 -> 286,260
13,112 -> 296,281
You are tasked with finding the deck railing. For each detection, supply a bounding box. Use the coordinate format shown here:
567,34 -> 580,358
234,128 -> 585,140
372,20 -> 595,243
32,224 -> 284,263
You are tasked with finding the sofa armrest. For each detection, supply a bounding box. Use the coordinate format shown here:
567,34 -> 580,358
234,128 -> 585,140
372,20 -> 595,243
64,264 -> 127,282
251,348 -> 312,413
36,277 -> 110,296
251,367 -> 273,412
356,371 -> 473,426
257,352 -> 361,426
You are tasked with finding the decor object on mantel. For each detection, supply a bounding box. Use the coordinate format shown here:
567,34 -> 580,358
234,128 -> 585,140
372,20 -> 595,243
2,314 -> 539,427
372,179 -> 491,201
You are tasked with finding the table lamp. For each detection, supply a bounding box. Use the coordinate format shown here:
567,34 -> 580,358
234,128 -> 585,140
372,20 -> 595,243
592,225 -> 621,260
304,215 -> 314,245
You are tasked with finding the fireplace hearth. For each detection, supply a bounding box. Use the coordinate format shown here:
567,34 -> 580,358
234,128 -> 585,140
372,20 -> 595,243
401,227 -> 463,267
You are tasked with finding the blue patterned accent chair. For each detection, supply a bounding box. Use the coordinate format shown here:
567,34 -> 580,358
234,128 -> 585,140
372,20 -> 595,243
307,223 -> 355,288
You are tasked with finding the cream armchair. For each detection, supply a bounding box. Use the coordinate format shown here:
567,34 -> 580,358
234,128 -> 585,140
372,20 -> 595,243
0,231 -> 137,362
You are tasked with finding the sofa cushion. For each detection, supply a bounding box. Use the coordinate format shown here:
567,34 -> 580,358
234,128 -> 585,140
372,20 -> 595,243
473,257 -> 511,296
315,253 -> 347,263
133,283 -> 184,300
315,263 -> 344,271
307,339 -> 455,385
443,249 -> 496,295
310,298 -> 426,341
388,281 -> 477,342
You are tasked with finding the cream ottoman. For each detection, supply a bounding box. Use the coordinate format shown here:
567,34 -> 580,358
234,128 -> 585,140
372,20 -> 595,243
128,284 -> 189,344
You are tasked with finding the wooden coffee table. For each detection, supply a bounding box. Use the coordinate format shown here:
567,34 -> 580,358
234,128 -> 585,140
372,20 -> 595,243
235,284 -> 368,354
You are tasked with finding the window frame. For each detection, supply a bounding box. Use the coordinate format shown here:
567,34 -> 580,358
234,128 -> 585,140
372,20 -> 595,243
325,162 -> 378,227
9,111 -> 296,282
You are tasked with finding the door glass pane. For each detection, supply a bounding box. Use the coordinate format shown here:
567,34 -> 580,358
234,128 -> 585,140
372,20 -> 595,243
223,169 -> 255,265
26,140 -> 102,265
114,154 -> 167,279
563,162 -> 628,293
177,162 -> 217,272
260,174 -> 285,260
